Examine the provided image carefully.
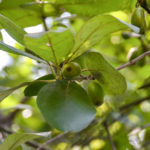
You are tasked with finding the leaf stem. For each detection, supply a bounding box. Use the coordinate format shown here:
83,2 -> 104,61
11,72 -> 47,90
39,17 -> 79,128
46,61 -> 56,77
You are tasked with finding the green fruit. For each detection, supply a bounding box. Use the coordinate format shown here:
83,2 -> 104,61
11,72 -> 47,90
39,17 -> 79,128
131,7 -> 146,34
62,62 -> 81,79
88,80 -> 104,106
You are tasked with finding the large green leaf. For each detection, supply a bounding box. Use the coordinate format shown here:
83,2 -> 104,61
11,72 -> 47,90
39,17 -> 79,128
85,51 -> 127,95
69,15 -> 139,60
37,80 -> 96,132
24,74 -> 54,96
0,132 -> 50,150
0,14 -> 26,45
55,0 -> 133,16
0,41 -> 45,63
24,29 -> 74,63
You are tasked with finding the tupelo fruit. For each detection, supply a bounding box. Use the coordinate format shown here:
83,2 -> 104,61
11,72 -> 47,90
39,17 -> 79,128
62,62 -> 81,79
131,7 -> 146,34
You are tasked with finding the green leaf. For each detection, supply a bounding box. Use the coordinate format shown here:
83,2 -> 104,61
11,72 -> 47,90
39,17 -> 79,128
0,8 -> 42,28
37,80 -> 96,132
0,82 -> 30,103
0,0 -> 41,28
24,74 -> 54,96
69,15 -> 139,60
0,14 -> 26,45
85,51 -> 127,95
55,0 -> 132,16
0,132 -> 51,150
0,0 -> 33,9
24,29 -> 74,63
0,41 -> 45,63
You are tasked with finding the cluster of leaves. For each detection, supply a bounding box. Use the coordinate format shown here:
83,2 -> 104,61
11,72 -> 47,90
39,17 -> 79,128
0,0 -> 150,150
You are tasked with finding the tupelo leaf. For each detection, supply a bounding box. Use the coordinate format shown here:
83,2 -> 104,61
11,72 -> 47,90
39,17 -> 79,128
69,15 -> 139,61
85,51 -> 127,95
0,41 -> 45,63
0,14 -> 26,45
37,80 -> 96,132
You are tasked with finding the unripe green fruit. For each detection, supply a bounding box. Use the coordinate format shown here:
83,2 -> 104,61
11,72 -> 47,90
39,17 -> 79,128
62,62 -> 81,79
88,81 -> 104,106
131,7 -> 146,34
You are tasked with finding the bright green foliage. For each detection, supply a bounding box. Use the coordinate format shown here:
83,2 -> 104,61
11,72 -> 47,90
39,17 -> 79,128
0,41 -> 45,63
0,14 -> 26,45
37,80 -> 96,131
0,0 -> 150,149
62,62 -> 81,79
55,0 -> 133,16
24,30 -> 74,64
70,15 -> 139,61
85,51 -> 127,95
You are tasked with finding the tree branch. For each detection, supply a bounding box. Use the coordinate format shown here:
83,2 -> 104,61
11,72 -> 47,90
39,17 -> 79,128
103,121 -> 116,150
37,132 -> 69,150
116,51 -> 150,70
119,96 -> 150,111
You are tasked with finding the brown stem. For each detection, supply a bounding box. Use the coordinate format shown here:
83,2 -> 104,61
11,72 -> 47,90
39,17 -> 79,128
116,51 -> 150,70
103,121 -> 116,150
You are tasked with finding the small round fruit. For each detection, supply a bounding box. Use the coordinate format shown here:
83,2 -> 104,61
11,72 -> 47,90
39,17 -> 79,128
62,62 -> 81,79
88,80 -> 104,106
131,7 -> 146,34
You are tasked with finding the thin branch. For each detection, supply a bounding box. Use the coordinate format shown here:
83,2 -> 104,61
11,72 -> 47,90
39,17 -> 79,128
46,61 -> 56,77
116,51 -> 150,70
1,97 -> 31,125
0,125 -> 49,150
103,122 -> 116,150
37,132 -> 69,150
119,96 -> 150,111
138,83 -> 150,89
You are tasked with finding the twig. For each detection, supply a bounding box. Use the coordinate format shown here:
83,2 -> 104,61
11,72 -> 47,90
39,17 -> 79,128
1,97 -> 31,125
119,96 -> 150,111
0,125 -> 49,150
138,83 -> 150,89
37,132 -> 69,150
103,121 -> 116,150
116,51 -> 150,70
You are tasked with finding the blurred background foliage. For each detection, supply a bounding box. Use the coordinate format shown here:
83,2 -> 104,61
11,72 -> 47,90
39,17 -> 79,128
0,0 -> 150,149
